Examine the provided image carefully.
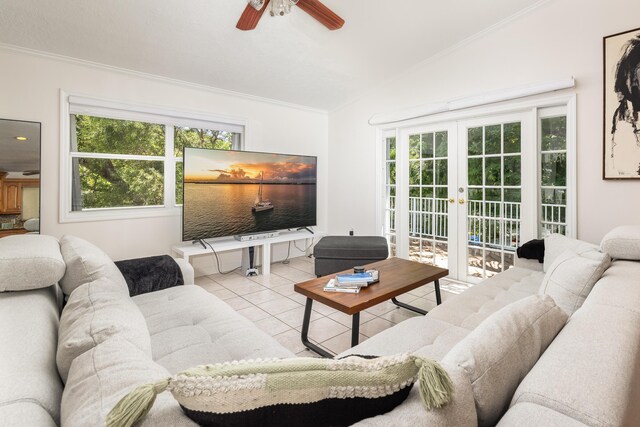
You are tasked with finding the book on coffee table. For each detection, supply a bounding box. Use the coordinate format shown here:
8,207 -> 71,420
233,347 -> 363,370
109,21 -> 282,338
323,279 -> 361,293
336,270 -> 379,287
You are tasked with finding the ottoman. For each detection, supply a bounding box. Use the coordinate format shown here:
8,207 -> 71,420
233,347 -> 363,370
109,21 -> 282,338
314,236 -> 389,277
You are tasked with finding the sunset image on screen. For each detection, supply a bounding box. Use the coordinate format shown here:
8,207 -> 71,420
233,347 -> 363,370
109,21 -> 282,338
182,148 -> 317,241
184,150 -> 317,184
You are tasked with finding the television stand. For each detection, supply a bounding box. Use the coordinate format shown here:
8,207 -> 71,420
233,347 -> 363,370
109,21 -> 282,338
297,227 -> 314,234
173,229 -> 326,277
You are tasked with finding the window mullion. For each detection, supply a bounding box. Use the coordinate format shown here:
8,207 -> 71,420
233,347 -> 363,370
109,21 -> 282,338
165,125 -> 176,208
69,152 -> 165,162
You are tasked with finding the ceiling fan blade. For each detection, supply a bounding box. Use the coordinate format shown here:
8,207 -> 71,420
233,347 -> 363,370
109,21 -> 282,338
296,0 -> 344,30
236,0 -> 271,31
22,170 -> 39,176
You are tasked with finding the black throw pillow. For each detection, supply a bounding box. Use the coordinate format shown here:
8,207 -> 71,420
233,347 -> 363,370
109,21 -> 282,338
516,239 -> 545,263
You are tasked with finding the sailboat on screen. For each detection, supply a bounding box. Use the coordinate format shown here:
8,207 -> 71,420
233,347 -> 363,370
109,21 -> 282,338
252,171 -> 274,213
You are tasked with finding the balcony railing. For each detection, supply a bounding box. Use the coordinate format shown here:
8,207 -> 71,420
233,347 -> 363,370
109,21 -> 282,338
386,196 -> 566,246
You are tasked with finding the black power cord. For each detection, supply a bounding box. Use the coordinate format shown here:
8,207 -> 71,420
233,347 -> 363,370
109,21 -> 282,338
294,238 -> 315,256
200,239 -> 241,275
281,241 -> 291,264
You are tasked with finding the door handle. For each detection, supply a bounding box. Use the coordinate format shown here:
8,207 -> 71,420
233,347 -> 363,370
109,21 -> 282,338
449,198 -> 455,204
459,198 -> 465,204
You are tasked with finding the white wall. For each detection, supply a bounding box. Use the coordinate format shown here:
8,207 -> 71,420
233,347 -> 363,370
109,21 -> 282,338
328,0 -> 640,245
0,48 -> 328,272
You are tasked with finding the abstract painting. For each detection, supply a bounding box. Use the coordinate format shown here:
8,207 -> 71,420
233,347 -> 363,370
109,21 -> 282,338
604,27 -> 640,179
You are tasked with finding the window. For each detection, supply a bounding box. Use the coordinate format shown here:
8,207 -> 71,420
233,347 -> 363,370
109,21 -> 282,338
62,94 -> 243,222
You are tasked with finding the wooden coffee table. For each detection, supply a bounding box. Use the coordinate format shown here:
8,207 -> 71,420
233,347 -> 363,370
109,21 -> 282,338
294,257 -> 448,357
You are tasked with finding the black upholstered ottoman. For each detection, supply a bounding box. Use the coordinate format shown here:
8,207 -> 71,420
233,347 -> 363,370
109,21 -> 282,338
314,236 -> 389,277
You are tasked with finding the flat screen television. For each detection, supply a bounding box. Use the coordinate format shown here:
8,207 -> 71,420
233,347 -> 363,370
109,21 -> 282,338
182,147 -> 317,241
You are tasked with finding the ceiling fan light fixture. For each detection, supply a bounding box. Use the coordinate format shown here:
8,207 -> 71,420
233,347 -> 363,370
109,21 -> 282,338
248,0 -> 265,11
270,0 -> 297,16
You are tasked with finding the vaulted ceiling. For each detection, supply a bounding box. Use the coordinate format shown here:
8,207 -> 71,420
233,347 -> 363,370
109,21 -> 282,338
0,0 -> 542,110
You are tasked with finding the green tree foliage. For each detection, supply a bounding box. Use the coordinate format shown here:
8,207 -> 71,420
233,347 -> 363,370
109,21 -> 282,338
75,115 -> 164,156
174,127 -> 233,157
74,116 -> 165,209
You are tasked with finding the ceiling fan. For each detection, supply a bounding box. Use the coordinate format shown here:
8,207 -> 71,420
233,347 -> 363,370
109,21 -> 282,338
237,0 -> 344,31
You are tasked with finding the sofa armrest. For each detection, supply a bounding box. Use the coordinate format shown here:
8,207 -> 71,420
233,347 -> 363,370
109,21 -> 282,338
173,257 -> 194,286
514,254 -> 544,272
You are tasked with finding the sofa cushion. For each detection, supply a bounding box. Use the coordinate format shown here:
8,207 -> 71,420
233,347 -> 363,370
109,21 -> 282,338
133,285 -> 294,373
510,303 -> 640,427
0,235 -> 65,292
0,286 -> 63,424
0,402 -> 58,427
352,363 -> 477,427
339,316 -> 470,361
497,402 -> 588,427
583,260 -> 640,313
59,235 -> 127,296
427,267 -> 544,330
442,294 -> 567,427
108,354 -> 452,427
600,225 -> 640,260
543,234 -> 599,272
539,250 -> 611,315
61,338 -> 196,427
57,277 -> 151,383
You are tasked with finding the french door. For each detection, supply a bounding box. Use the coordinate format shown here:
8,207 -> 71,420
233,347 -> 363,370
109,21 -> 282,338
395,112 -> 534,282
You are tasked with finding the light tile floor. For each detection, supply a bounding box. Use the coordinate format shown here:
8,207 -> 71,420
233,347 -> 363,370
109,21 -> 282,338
198,256 -> 470,357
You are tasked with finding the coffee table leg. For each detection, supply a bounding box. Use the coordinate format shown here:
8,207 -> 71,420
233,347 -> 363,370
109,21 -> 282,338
351,312 -> 360,347
391,297 -> 428,315
391,279 -> 444,315
300,298 -> 333,358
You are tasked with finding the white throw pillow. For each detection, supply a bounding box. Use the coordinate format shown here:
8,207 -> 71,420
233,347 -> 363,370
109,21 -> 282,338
442,294 -> 568,427
59,235 -> 127,295
0,235 -> 65,292
543,234 -> 600,272
60,338 -> 188,427
600,225 -> 640,260
539,249 -> 611,316
57,277 -> 151,383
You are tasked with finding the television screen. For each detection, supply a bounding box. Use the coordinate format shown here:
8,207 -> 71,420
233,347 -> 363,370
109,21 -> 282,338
183,148 -> 317,241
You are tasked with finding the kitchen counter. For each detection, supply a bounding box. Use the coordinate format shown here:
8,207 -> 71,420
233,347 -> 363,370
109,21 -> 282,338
0,228 -> 28,238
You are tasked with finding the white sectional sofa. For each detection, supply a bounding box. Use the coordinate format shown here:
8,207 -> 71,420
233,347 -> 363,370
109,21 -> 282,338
1,227 -> 639,426
0,235 -> 293,427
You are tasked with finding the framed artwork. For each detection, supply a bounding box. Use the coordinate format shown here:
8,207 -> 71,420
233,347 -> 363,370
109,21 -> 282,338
603,27 -> 640,179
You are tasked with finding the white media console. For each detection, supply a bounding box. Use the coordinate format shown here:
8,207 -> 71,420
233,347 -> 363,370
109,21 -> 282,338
171,229 -> 325,277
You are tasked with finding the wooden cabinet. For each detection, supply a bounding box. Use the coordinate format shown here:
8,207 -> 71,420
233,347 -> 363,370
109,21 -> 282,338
3,182 -> 21,213
0,179 -> 39,214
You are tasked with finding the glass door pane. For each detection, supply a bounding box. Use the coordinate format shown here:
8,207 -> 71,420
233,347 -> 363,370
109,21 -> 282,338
539,115 -> 568,237
407,130 -> 450,269
384,136 -> 397,256
465,122 -> 521,280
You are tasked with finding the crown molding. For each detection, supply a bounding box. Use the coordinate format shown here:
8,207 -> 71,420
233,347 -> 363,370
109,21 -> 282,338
0,42 -> 328,116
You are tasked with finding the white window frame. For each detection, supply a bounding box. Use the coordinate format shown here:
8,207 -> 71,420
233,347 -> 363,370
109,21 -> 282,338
376,93 -> 577,256
59,91 -> 245,223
